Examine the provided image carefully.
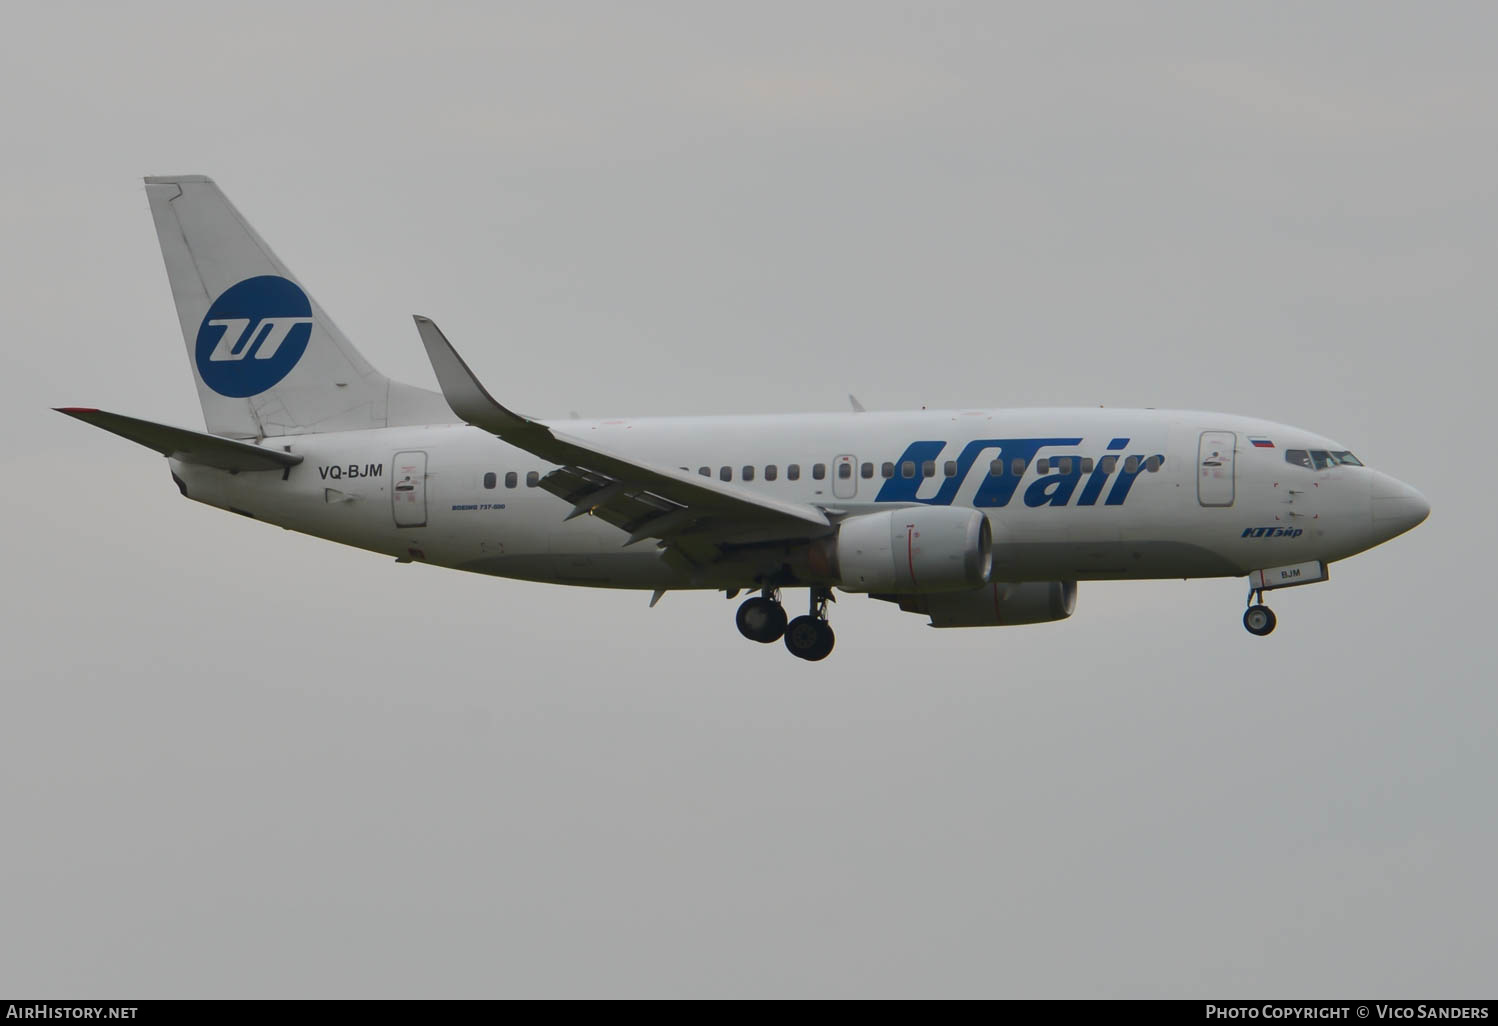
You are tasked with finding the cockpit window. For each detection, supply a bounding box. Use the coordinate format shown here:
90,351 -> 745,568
1287,448 -> 1362,470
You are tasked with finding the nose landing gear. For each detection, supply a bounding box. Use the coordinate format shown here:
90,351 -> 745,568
1240,561 -> 1329,636
1243,603 -> 1277,636
1243,588 -> 1277,636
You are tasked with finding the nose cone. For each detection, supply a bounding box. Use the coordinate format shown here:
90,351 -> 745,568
1370,473 -> 1430,541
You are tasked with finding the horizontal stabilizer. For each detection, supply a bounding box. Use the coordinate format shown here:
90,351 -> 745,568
55,408 -> 303,472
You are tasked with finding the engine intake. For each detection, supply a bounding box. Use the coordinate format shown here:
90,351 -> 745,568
829,507 -> 992,593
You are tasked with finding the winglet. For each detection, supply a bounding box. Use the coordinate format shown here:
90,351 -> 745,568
848,394 -> 866,413
413,316 -> 534,435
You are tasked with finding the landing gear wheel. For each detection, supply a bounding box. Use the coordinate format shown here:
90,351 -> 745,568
784,615 -> 835,661
1243,604 -> 1277,637
736,596 -> 787,643
808,620 -> 835,661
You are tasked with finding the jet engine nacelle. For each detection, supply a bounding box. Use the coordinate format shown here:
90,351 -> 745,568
826,507 -> 992,593
886,580 -> 1078,628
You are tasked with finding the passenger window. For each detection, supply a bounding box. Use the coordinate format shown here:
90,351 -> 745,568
990,458 -> 1004,477
922,460 -> 935,479
1057,457 -> 1072,476
1145,456 -> 1162,473
699,466 -> 710,477
742,465 -> 755,481
1037,458 -> 1050,474
720,466 -> 732,482
526,471 -> 540,487
1124,456 -> 1140,474
902,461 -> 916,479
1285,450 -> 1312,469
1081,458 -> 1094,474
943,460 -> 958,478
788,464 -> 801,481
1100,455 -> 1118,474
765,465 -> 778,481
483,472 -> 497,489
861,462 -> 874,479
505,471 -> 517,488
1011,458 -> 1026,477
837,462 -> 851,480
882,462 -> 895,479
812,463 -> 827,481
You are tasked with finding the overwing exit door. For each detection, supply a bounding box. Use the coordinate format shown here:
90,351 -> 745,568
392,451 -> 428,527
833,454 -> 858,499
1197,432 -> 1236,507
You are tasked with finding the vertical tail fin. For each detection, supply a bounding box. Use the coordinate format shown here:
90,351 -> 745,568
145,175 -> 449,438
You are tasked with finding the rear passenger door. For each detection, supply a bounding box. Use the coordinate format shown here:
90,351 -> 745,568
392,451 -> 428,526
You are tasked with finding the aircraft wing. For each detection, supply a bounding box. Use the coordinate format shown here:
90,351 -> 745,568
414,317 -> 831,557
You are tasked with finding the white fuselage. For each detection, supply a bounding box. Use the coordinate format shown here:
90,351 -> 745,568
170,407 -> 1424,592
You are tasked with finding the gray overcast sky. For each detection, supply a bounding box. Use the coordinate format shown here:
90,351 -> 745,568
2,1 -> 1493,998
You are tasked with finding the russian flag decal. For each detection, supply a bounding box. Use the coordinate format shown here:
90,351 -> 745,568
1249,436 -> 1275,448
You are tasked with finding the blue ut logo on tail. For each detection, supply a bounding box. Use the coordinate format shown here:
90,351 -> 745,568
195,276 -> 313,397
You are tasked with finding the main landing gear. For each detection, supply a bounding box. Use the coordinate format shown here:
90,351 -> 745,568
735,587 -> 835,661
1243,588 -> 1277,637
735,591 -> 788,644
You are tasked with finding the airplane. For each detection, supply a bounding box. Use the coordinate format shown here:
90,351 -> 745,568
57,176 -> 1430,661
